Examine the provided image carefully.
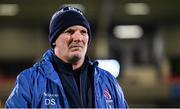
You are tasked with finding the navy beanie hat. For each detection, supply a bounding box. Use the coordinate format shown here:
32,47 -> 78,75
49,6 -> 91,47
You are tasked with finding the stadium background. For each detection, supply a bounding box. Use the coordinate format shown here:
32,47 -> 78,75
0,0 -> 180,107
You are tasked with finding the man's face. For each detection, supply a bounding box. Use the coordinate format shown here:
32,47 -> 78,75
54,25 -> 89,64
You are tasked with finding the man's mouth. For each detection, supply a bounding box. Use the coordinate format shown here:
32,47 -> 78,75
69,44 -> 83,49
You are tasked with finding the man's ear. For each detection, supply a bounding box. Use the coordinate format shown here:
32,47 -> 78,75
52,42 -> 56,46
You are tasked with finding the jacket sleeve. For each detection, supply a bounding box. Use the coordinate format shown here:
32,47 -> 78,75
5,72 -> 32,108
114,79 -> 128,108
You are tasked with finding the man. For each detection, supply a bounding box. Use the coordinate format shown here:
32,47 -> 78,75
5,5 -> 128,108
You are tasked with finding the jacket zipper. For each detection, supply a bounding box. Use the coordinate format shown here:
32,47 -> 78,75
72,76 -> 83,107
79,73 -> 84,107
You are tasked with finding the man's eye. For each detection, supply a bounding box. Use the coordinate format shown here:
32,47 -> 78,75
64,30 -> 74,34
81,30 -> 88,35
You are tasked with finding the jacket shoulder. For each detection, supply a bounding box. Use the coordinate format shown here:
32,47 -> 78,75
95,66 -> 117,81
17,61 -> 46,84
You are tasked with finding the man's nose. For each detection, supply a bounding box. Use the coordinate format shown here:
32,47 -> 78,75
72,31 -> 82,41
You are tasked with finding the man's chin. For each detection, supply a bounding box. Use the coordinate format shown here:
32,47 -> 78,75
68,55 -> 81,64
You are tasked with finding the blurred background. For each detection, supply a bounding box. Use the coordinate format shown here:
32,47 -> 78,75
0,0 -> 180,108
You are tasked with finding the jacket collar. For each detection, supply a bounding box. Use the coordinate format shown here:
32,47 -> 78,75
53,54 -> 74,75
38,49 -> 62,86
38,49 -> 96,86
53,53 -> 92,76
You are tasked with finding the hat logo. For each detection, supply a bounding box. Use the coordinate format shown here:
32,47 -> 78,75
58,7 -> 83,15
51,6 -> 83,24
67,7 -> 83,15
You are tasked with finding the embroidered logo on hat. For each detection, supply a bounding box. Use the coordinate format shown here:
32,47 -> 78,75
51,6 -> 83,23
63,7 -> 83,15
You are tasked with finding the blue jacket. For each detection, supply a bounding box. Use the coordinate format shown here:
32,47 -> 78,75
5,49 -> 128,108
